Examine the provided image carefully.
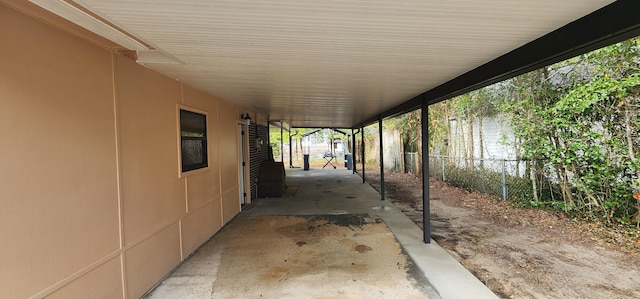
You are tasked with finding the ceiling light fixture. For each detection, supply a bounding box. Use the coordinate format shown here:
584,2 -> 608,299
241,113 -> 252,126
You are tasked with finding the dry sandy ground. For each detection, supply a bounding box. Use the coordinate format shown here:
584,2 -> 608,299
364,169 -> 640,299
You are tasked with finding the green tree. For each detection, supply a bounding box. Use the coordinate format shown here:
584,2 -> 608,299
499,37 -> 640,224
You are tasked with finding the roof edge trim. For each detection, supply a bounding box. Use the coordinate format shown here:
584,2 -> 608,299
362,0 -> 640,127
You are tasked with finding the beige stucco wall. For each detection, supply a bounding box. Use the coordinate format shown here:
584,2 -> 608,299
0,3 -> 240,298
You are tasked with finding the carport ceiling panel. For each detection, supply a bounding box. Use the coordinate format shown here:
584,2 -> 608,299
73,0 -> 613,128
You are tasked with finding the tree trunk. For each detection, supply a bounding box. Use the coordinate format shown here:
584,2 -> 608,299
467,117 -> 474,161
624,103 -> 640,224
624,104 -> 640,179
459,118 -> 468,168
531,160 -> 539,202
515,137 -> 522,178
551,134 -> 574,207
478,116 -> 485,169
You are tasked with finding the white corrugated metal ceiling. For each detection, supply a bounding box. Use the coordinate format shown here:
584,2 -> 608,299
32,0 -> 614,128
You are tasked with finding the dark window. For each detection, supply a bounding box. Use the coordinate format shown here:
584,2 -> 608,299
180,109 -> 208,172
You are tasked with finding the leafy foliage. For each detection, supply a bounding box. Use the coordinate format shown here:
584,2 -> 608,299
365,37 -> 640,227
495,38 -> 640,224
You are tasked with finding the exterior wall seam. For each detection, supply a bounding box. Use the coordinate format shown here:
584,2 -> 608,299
27,253 -> 123,299
178,221 -> 184,260
111,50 -> 128,299
216,99 -> 224,227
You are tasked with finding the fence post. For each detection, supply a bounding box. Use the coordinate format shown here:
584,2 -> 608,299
441,157 -> 446,181
502,159 -> 507,201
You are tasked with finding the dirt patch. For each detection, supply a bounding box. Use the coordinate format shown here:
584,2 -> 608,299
307,213 -> 372,228
363,169 -> 640,299
355,244 -> 373,253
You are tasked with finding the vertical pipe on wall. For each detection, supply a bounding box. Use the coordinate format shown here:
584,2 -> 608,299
421,100 -> 431,244
379,116 -> 385,201
280,121 -> 284,162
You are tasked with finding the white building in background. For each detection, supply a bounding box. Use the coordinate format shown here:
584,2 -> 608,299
448,114 -> 518,160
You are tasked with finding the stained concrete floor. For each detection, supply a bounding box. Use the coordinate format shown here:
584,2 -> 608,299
144,168 -> 498,299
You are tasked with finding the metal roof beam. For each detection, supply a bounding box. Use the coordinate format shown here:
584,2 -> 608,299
362,0 -> 640,127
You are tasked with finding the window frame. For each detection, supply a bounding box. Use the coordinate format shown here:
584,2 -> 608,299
177,105 -> 209,177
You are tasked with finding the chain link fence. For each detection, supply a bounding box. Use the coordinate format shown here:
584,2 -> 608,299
389,153 -> 562,205
428,156 -> 560,203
